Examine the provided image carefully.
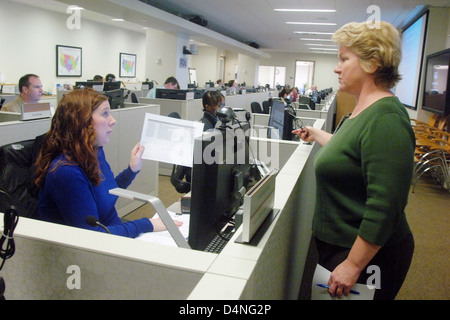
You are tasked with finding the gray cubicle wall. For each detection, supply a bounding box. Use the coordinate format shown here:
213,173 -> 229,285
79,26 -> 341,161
0,214 -> 215,299
1,119 -> 326,300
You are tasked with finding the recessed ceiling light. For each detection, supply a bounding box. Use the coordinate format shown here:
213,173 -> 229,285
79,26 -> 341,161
287,22 -> 336,26
274,9 -> 336,13
111,18 -> 124,22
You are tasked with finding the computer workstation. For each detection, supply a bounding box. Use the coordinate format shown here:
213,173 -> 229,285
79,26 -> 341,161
75,80 -> 125,109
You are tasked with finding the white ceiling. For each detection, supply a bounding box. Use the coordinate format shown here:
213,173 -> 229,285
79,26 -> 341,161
12,0 -> 450,55
143,0 -> 450,53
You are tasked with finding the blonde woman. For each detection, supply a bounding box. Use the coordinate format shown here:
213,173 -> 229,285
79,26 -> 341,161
294,21 -> 415,300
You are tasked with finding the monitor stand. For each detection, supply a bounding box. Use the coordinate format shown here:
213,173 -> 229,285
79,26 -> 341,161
109,188 -> 191,249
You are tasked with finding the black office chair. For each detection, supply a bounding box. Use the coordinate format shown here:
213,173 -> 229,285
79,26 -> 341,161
0,134 -> 45,219
251,102 -> 263,114
131,92 -> 139,103
262,100 -> 270,114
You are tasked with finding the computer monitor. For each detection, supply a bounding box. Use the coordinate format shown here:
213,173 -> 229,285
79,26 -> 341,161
75,81 -> 103,90
298,95 -> 315,110
188,122 -> 254,251
267,99 -> 295,140
103,81 -> 121,92
102,89 -> 124,109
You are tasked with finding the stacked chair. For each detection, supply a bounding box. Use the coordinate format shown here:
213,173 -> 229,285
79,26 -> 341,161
411,114 -> 450,192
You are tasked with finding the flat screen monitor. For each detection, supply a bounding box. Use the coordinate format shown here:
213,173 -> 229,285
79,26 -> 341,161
267,99 -> 295,140
188,122 -> 253,251
75,81 -> 103,90
103,81 -> 121,92
102,89 -> 124,109
422,48 -> 450,116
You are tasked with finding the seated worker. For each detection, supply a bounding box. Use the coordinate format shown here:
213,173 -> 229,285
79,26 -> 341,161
171,90 -> 225,193
105,73 -> 116,82
227,80 -> 238,94
93,74 -> 104,82
34,88 -> 182,238
278,87 -> 292,105
1,74 -> 43,113
200,90 -> 225,131
146,76 -> 179,98
305,84 -> 318,96
291,87 -> 299,102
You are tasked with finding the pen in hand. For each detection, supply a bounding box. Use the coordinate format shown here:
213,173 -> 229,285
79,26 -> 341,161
316,283 -> 360,295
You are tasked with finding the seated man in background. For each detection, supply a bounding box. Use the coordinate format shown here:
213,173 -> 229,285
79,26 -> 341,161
146,76 -> 179,98
1,74 -> 43,113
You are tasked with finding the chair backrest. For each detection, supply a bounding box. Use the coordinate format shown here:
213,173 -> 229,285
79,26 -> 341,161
262,100 -> 270,114
0,135 -> 44,219
251,102 -> 263,113
131,92 -> 139,103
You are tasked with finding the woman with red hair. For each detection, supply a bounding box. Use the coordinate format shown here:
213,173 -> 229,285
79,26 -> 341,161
35,88 -> 180,237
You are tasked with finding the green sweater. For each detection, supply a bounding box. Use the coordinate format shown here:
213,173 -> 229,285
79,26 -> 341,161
313,96 -> 415,248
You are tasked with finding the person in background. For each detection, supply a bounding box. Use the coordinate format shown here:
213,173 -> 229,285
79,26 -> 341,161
278,87 -> 292,105
305,84 -> 317,96
291,87 -> 299,102
200,90 -> 225,131
227,80 -> 238,94
170,90 -> 225,194
216,79 -> 224,87
146,76 -> 179,98
34,88 -> 182,238
105,73 -> 116,82
93,75 -> 104,82
293,21 -> 415,300
1,74 -> 43,113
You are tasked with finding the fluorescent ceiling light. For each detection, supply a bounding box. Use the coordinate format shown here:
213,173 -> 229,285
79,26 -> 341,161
67,5 -> 84,10
274,9 -> 336,13
287,22 -> 336,25
294,32 -> 334,35
111,18 -> 124,22
309,48 -> 338,51
300,38 -> 333,41
305,43 -> 337,47
311,51 -> 337,55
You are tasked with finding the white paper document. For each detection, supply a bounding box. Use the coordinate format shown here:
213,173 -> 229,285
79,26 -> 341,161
140,113 -> 204,167
311,264 -> 376,300
136,211 -> 190,247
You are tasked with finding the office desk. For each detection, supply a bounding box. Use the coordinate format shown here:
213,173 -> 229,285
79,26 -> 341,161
0,94 -> 338,299
0,117 -> 325,300
140,91 -> 273,122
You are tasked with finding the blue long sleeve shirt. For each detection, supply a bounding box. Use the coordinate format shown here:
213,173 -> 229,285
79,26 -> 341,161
38,147 -> 153,237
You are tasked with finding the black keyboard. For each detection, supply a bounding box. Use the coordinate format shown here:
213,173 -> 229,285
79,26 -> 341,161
204,231 -> 233,253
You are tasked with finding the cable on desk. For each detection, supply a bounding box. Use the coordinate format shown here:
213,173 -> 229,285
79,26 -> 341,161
0,205 -> 19,271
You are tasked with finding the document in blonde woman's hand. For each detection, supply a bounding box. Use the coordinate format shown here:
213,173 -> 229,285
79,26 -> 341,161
311,264 -> 375,300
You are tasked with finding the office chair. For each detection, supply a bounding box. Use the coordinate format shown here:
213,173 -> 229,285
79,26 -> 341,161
262,100 -> 270,114
166,112 -> 191,194
0,134 -> 45,219
251,102 -> 263,114
131,92 -> 139,103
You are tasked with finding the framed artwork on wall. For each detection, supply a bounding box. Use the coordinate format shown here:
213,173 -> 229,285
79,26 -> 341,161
119,52 -> 136,78
56,45 -> 82,77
